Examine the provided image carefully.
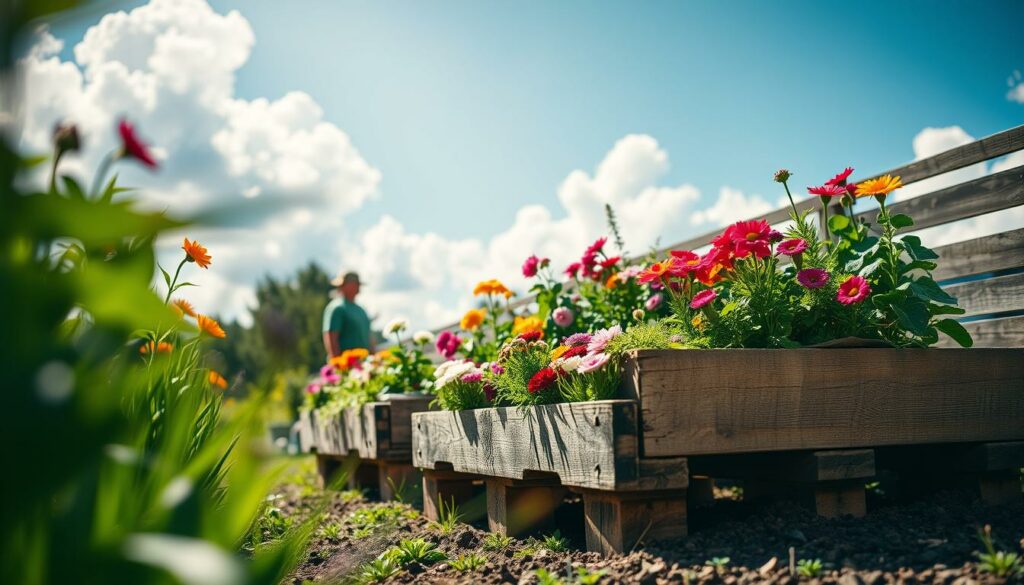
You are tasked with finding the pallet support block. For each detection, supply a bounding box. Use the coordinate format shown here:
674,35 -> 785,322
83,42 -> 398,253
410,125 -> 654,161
486,477 -> 567,537
377,462 -> 422,504
581,489 -> 687,556
879,441 -> 1024,505
422,469 -> 483,522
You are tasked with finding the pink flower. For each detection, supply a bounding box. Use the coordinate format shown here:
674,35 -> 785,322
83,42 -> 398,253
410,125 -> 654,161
797,268 -> 829,289
645,294 -> 663,311
837,275 -> 871,305
522,255 -> 548,277
776,238 -> 808,256
807,184 -> 846,197
118,118 -> 158,168
320,364 -> 341,385
563,332 -> 592,347
586,237 -> 607,255
578,352 -> 610,374
689,289 -> 717,309
490,362 -> 505,375
305,382 -> 321,395
460,371 -> 483,383
768,230 -> 784,243
564,262 -> 582,278
435,330 -> 462,359
725,219 -> 772,259
552,306 -> 574,328
483,383 -> 497,402
587,325 -> 622,354
824,167 -> 854,187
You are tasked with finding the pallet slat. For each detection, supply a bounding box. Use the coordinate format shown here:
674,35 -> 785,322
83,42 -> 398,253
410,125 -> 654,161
935,315 -> 1024,348
933,227 -> 1024,281
944,272 -> 1024,318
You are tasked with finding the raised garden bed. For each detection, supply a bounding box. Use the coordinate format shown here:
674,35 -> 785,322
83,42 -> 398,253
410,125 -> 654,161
300,394 -> 433,501
413,347 -> 1024,554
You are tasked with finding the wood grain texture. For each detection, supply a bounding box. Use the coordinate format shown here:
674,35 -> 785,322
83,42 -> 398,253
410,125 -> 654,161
485,478 -> 566,536
581,489 -> 688,555
944,272 -> 1024,318
854,125 -> 1024,186
304,395 -> 433,461
933,228 -> 1024,282
298,410 -> 315,453
412,401 -> 688,491
934,315 -> 1024,348
627,349 -> 1024,458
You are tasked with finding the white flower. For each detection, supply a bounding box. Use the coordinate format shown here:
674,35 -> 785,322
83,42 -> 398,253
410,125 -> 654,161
413,330 -> 434,345
556,355 -> 583,373
384,317 -> 409,335
433,360 -> 478,389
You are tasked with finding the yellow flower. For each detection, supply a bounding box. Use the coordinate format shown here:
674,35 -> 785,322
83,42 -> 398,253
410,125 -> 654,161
208,370 -> 228,389
549,345 -> 569,360
197,314 -> 226,339
171,298 -> 196,318
460,308 -> 487,331
855,174 -> 902,198
139,340 -> 173,354
182,238 -> 212,269
473,279 -> 511,298
512,315 -> 544,337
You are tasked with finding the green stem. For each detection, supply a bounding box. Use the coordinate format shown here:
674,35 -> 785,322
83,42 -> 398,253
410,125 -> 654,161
49,149 -> 64,194
782,180 -> 799,218
91,150 -> 119,199
163,257 -> 188,304
819,196 -> 831,243
878,199 -> 900,289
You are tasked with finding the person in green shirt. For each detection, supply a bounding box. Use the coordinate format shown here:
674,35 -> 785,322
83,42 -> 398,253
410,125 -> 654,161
322,271 -> 374,359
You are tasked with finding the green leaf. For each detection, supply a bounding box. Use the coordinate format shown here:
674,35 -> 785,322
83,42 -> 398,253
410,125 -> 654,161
890,298 -> 931,336
909,278 -> 957,305
929,303 -> 966,316
901,235 -> 939,260
159,264 -> 172,288
61,175 -> 87,200
935,318 -> 973,348
720,301 -> 738,317
889,214 -> 914,229
903,260 -> 938,272
828,214 -> 851,231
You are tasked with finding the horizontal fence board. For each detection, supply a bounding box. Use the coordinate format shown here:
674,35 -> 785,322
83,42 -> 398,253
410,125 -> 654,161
855,125 -> 1024,186
933,227 -> 1024,281
944,272 -> 1024,318
852,165 -> 1024,233
934,315 -> 1024,348
627,348 -> 1024,458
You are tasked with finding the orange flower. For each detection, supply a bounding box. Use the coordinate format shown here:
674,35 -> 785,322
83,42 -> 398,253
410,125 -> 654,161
374,348 -> 400,363
512,315 -> 544,338
460,308 -> 487,331
638,261 -> 670,283
197,314 -> 226,339
139,340 -> 173,354
171,298 -> 197,318
855,174 -> 902,198
605,273 -> 619,289
182,238 -> 212,269
331,347 -> 370,370
473,279 -> 511,297
208,370 -> 228,389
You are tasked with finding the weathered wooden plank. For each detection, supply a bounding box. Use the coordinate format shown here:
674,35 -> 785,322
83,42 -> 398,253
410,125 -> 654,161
628,348 -> 1024,458
304,395 -> 433,460
381,395 -> 433,449
412,401 -> 688,491
485,478 -> 566,536
852,165 -> 1024,233
581,489 -> 687,556
855,125 -> 1024,186
298,410 -> 315,453
933,228 -> 1024,281
944,272 -> 1024,318
934,315 -> 1024,348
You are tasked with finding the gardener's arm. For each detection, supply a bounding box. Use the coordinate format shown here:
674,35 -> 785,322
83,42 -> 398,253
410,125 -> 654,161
322,303 -> 345,358
323,331 -> 341,358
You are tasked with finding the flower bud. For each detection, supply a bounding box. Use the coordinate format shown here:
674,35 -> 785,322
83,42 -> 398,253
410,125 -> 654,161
53,122 -> 80,156
773,169 -> 792,183
632,308 -> 645,321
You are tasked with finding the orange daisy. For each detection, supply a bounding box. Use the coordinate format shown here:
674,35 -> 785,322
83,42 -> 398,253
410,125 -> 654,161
171,298 -> 197,318
512,315 -> 544,337
208,370 -> 228,389
197,314 -> 226,339
139,340 -> 173,354
472,279 -> 511,297
855,174 -> 903,198
460,308 -> 487,331
182,238 -> 212,269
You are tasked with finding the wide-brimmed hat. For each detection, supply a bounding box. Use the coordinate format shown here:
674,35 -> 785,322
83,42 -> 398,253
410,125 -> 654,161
331,271 -> 361,287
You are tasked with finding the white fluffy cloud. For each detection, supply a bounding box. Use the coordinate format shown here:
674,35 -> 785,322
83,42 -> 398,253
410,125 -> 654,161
1008,70 -> 1024,104
12,0 -> 380,323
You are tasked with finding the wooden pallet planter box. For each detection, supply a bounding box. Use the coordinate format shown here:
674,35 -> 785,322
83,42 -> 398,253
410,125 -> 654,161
413,400 -> 689,555
299,394 -> 432,501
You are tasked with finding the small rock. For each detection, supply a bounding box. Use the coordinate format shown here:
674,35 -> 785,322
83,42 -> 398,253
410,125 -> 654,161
759,557 -> 778,576
838,573 -> 864,585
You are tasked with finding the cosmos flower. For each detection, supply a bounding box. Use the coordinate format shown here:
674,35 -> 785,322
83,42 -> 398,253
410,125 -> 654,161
118,118 -> 158,168
807,184 -> 847,197
776,238 -> 808,257
825,167 -> 854,187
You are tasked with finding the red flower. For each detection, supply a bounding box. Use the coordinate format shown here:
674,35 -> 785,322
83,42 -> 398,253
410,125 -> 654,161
527,367 -> 560,394
807,184 -> 846,197
689,288 -> 717,309
824,167 -> 854,187
522,255 -> 542,277
562,344 -> 589,359
519,330 -> 543,342
725,219 -> 772,257
776,238 -> 808,257
668,250 -> 703,277
638,261 -> 671,283
564,262 -> 582,278
837,275 -> 871,305
600,256 -> 621,271
797,268 -> 829,289
586,237 -> 607,255
118,118 -> 158,168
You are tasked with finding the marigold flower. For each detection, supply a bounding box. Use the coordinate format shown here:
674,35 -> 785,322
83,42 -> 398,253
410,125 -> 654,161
118,118 -> 158,168
776,238 -> 808,257
825,167 -> 854,187
460,308 -> 487,331
208,370 -> 228,389
172,298 -> 197,318
512,315 -> 545,337
837,275 -> 871,305
807,184 -> 847,197
552,307 -> 575,328
473,278 -> 511,297
855,175 -> 903,198
797,268 -> 830,289
527,367 -> 560,394
690,289 -> 717,310
140,340 -> 173,354
182,238 -> 212,269
605,273 -> 619,289
197,314 -> 226,338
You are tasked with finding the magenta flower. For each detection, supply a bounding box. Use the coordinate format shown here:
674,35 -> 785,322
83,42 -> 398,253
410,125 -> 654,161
563,332 -> 592,347
435,330 -> 463,359
768,230 -> 784,243
305,382 -> 321,395
824,167 -> 854,187
776,238 -> 808,256
797,268 -> 830,289
483,383 -> 497,402
522,255 -> 547,277
118,118 -> 158,168
564,262 -> 582,278
807,184 -> 846,197
552,306 -> 574,328
460,371 -> 483,383
319,364 -> 341,385
837,275 -> 871,305
490,362 -> 505,375
645,293 -> 663,311
689,289 -> 717,310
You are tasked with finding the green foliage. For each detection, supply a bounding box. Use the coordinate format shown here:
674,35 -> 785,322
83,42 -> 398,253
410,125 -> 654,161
534,568 -> 566,585
345,503 -> 418,536
433,378 -> 491,411
706,556 -> 731,573
355,556 -> 402,583
319,522 -> 343,542
975,525 -> 1022,578
492,339 -> 557,406
430,497 -> 462,534
540,531 -> 570,552
606,321 -> 676,357
796,558 -> 823,578
388,538 -> 447,565
449,553 -> 488,572
574,566 -> 608,584
482,532 -> 513,551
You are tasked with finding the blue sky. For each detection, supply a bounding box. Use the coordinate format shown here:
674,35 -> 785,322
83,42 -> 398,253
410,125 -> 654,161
27,0 -> 1024,327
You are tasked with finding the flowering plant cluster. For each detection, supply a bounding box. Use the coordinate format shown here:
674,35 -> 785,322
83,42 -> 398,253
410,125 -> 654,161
642,168 -> 972,348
